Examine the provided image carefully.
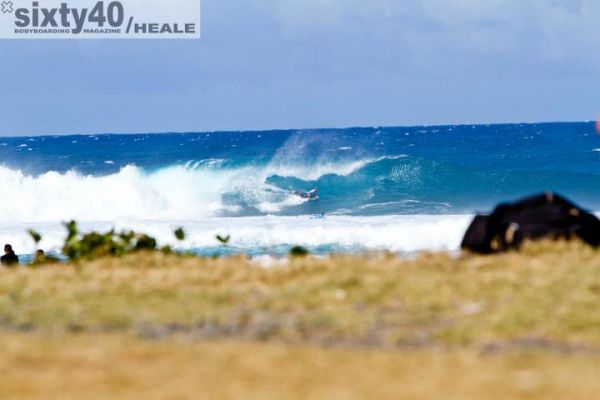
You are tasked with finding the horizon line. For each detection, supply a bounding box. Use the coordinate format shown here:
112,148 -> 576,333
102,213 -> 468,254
0,120 -> 594,139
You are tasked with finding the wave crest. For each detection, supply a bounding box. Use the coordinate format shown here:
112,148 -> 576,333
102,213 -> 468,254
2,150 -> 598,224
0,156 -> 391,223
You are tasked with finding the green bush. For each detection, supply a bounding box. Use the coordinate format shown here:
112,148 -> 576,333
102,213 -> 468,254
174,228 -> 186,241
22,222 -> 313,264
216,235 -> 231,245
62,221 -> 158,262
289,246 -> 310,258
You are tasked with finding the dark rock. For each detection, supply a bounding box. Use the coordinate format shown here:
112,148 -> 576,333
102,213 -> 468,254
462,193 -> 600,254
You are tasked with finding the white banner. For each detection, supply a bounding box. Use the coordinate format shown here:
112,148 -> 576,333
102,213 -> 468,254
0,0 -> 200,39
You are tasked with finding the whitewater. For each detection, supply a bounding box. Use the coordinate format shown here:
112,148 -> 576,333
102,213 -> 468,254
0,122 -> 598,257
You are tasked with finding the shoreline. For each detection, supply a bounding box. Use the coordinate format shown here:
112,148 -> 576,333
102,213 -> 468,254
1,214 -> 474,259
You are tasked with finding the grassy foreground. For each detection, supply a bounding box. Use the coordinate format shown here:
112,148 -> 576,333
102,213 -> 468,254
0,241 -> 599,399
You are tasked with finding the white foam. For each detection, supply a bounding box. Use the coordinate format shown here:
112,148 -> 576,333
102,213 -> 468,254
256,196 -> 307,213
0,215 -> 473,256
0,153 -> 399,223
0,165 -> 239,223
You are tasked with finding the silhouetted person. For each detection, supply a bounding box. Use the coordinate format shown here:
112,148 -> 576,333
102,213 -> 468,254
1,244 -> 19,267
34,249 -> 46,264
31,249 -> 58,266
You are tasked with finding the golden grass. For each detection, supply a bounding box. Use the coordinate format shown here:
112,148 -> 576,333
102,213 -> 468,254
0,241 -> 599,399
0,333 -> 598,400
0,241 -> 599,348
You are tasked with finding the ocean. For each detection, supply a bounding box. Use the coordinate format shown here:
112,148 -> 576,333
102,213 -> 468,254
0,122 -> 598,258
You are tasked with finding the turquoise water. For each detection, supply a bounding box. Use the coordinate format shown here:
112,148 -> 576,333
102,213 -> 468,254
0,122 -> 598,256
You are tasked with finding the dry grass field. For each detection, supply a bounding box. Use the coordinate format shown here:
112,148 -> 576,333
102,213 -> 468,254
0,241 -> 598,399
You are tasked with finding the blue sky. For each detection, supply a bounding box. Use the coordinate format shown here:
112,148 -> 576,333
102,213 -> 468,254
0,0 -> 599,136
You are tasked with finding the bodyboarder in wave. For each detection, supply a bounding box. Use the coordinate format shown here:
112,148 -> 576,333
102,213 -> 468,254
293,188 -> 319,200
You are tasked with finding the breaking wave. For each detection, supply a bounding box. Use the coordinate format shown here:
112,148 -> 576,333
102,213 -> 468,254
1,151 -> 600,224
0,156 -> 393,223
1,122 -> 600,256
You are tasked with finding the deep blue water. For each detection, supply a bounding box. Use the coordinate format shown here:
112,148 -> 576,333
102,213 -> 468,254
1,122 -> 599,218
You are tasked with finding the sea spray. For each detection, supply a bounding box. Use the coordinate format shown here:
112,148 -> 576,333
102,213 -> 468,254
0,122 -> 599,256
